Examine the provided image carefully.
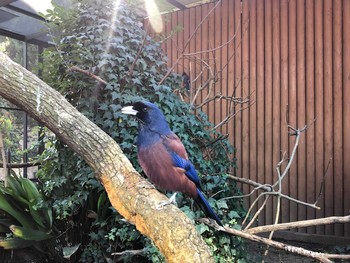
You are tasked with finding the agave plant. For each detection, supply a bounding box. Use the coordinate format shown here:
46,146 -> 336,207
0,172 -> 53,249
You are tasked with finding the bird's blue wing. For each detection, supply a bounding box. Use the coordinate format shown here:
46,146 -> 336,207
171,152 -> 201,187
162,133 -> 201,188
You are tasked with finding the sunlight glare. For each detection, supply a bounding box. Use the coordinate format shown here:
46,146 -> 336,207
22,0 -> 53,15
105,0 -> 122,56
144,0 -> 163,33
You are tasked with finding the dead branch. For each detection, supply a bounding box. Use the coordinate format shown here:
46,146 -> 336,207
0,130 -> 8,186
227,174 -> 272,191
129,24 -> 150,76
200,218 -> 348,263
158,0 -> 222,85
0,157 -> 55,168
246,215 -> 350,234
225,175 -> 320,210
112,249 -> 145,256
70,66 -> 108,86
315,158 -> 332,205
183,18 -> 241,56
221,225 -> 334,263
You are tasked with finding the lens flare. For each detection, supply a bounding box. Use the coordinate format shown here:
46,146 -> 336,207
104,0 -> 122,56
144,0 -> 163,33
22,0 -> 53,15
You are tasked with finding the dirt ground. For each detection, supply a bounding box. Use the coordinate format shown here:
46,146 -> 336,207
245,239 -> 344,263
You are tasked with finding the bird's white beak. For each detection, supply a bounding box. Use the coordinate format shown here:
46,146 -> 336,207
121,106 -> 138,115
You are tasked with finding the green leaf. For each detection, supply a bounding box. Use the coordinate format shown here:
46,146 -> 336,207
0,191 -> 33,229
0,237 -> 34,249
216,199 -> 229,210
21,178 -> 40,204
228,210 -> 241,219
63,243 -> 81,259
195,223 -> 209,235
10,225 -> 53,241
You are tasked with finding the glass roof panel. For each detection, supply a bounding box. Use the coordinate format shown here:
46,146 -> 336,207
0,0 -> 205,47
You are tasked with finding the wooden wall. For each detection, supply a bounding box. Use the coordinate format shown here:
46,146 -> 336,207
152,0 -> 350,237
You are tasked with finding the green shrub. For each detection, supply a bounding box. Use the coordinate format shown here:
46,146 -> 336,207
0,173 -> 53,250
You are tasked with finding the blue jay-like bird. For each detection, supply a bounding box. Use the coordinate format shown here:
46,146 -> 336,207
122,101 -> 222,226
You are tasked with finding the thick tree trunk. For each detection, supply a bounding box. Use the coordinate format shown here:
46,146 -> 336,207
0,52 -> 214,263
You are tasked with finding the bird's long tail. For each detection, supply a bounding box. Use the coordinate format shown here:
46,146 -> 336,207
195,188 -> 223,226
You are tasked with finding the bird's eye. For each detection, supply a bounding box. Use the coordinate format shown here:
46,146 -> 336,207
142,107 -> 148,113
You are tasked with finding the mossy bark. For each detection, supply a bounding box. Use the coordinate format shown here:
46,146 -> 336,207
0,52 -> 214,263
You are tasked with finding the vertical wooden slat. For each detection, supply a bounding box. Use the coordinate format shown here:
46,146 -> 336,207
170,13 -> 176,69
332,0 -> 343,237
214,1 -> 222,129
305,0 -> 316,234
314,0 -> 325,235
233,0 -> 242,193
248,0 -> 257,213
256,0 -> 265,225
241,0 -> 250,211
323,0 -> 334,236
288,0 -> 298,225
165,13 -> 172,67
280,0 -> 289,224
200,3 -> 209,116
234,0 -> 242,183
194,5 -> 202,105
172,12 -> 179,74
189,7 -> 196,106
220,0 -> 229,137
207,2 -> 216,122
227,0 -> 235,146
177,9 -> 184,78
272,0 -> 281,225
342,0 -> 350,237
296,0 -> 306,232
264,0 -> 273,226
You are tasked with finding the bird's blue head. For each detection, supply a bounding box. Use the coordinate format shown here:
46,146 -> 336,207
122,101 -> 172,136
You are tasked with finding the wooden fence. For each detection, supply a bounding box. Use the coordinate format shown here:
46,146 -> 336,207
151,0 -> 350,239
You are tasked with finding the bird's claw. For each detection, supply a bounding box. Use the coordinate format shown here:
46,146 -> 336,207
137,182 -> 154,189
156,193 -> 177,210
156,200 -> 172,210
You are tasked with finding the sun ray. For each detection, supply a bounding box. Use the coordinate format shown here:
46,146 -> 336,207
144,0 -> 163,33
104,0 -> 122,56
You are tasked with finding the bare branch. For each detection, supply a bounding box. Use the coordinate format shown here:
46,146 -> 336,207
314,158 -> 332,205
70,66 -> 108,86
182,15 -> 242,56
112,249 -> 145,256
129,24 -> 150,76
158,0 -> 222,85
246,215 -> 350,234
0,130 -> 8,186
0,157 -> 55,168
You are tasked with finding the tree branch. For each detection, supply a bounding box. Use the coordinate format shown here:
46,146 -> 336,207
69,66 -> 108,86
129,23 -> 150,76
246,215 -> 350,234
0,130 -> 8,186
0,157 -> 55,168
200,218 -> 350,263
158,0 -> 221,85
0,52 -> 214,263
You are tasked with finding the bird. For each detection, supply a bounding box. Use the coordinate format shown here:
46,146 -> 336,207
121,101 -> 222,226
181,72 -> 190,91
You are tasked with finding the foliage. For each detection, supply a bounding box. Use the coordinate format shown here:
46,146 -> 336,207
0,172 -> 53,250
38,0 -> 246,262
0,36 -> 39,72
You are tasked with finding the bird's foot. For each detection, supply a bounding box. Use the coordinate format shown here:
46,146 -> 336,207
137,181 -> 155,189
156,193 -> 177,210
